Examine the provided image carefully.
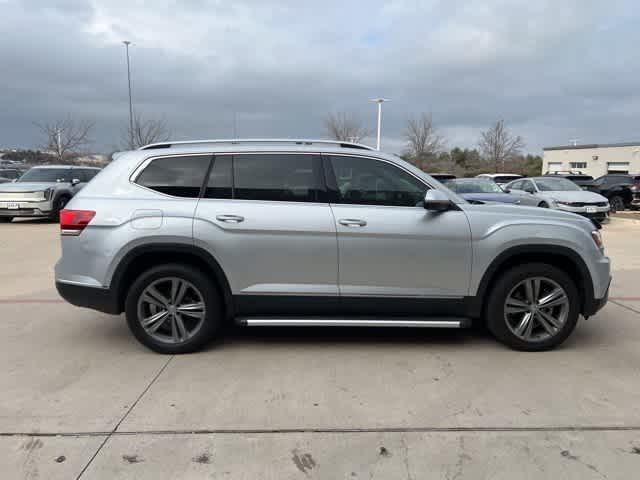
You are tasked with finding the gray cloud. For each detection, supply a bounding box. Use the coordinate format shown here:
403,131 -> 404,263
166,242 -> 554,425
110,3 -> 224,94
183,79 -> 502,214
1,0 -> 639,153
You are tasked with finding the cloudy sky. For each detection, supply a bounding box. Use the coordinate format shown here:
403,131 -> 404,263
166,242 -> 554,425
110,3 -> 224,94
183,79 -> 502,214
1,0 -> 639,154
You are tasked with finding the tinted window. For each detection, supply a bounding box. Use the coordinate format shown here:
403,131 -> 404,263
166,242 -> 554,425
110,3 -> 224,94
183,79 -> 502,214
136,155 -> 210,197
520,180 -> 535,191
493,175 -> 521,184
509,180 -> 524,190
233,154 -> 320,202
204,156 -> 233,199
18,168 -> 71,183
83,169 -> 99,181
329,156 -> 427,207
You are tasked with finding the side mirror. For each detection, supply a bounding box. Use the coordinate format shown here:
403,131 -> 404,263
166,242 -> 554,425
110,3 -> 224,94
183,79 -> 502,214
502,188 -> 511,193
423,190 -> 454,212
524,187 -> 535,194
71,178 -> 81,186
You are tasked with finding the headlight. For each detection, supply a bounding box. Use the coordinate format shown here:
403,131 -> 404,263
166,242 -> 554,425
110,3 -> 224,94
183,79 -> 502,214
43,188 -> 54,200
591,230 -> 604,249
556,201 -> 572,206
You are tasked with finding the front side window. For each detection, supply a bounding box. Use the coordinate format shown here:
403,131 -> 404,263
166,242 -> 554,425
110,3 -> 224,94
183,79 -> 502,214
329,155 -> 427,207
232,154 -> 320,202
136,155 -> 210,198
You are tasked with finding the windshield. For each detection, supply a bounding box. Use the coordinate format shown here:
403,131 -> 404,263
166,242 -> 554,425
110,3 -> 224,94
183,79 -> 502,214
535,178 -> 582,191
18,168 -> 71,183
448,180 -> 503,194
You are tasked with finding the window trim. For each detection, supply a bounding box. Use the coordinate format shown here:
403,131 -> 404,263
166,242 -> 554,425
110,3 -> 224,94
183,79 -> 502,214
323,153 -> 433,208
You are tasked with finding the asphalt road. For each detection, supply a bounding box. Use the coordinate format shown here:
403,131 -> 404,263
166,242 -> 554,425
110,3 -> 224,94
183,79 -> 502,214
1,216 -> 640,479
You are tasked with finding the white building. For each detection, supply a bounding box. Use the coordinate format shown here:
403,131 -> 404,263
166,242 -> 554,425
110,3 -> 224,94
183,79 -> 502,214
543,142 -> 640,178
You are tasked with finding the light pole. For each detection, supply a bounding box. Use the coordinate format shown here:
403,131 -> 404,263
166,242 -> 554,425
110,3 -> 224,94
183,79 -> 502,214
123,40 -> 134,149
370,98 -> 389,150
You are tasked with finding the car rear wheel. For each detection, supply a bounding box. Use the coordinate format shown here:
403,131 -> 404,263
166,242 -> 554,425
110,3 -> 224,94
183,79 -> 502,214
609,195 -> 625,213
0,217 -> 12,223
486,263 -> 579,351
125,264 -> 223,353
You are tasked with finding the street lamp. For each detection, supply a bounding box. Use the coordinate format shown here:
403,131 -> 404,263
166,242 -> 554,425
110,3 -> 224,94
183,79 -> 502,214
370,98 -> 390,150
123,40 -> 134,149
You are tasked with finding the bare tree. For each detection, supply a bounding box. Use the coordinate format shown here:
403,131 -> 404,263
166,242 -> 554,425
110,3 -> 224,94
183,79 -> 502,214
37,116 -> 94,163
478,120 -> 524,172
404,113 -> 445,168
324,112 -> 370,143
123,112 -> 171,149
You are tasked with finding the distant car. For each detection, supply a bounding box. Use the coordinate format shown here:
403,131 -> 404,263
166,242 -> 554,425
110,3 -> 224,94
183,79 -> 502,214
505,177 -> 610,223
429,173 -> 457,182
544,172 -> 600,192
476,173 -> 523,186
445,178 -> 537,206
0,165 -> 100,223
592,174 -> 640,212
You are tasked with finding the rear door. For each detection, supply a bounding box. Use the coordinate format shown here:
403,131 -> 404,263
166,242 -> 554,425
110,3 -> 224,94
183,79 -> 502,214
325,154 -> 472,315
193,153 -> 338,314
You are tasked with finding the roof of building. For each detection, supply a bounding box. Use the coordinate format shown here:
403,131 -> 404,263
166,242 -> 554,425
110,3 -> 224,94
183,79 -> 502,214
544,141 -> 640,151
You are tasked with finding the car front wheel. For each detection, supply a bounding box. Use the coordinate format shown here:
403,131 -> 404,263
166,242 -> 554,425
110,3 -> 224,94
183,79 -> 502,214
125,264 -> 223,353
609,195 -> 625,213
486,263 -> 580,351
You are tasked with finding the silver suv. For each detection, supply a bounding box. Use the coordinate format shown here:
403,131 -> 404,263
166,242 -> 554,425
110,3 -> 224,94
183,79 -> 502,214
0,165 -> 100,222
55,139 -> 611,353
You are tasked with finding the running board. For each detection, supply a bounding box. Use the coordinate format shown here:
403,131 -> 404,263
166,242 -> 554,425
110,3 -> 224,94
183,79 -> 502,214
236,317 -> 469,328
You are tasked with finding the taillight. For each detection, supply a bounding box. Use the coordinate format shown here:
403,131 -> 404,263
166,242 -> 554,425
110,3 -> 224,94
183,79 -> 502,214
60,209 -> 96,236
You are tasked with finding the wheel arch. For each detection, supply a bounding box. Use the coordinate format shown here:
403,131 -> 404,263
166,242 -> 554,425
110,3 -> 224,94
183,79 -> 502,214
470,244 -> 594,318
111,243 -> 234,318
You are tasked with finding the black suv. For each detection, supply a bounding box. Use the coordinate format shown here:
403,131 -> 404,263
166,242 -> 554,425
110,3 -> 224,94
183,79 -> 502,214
593,174 -> 640,211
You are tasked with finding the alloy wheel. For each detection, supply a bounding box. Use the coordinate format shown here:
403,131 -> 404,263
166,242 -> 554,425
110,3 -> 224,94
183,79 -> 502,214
504,276 -> 570,342
136,277 -> 206,344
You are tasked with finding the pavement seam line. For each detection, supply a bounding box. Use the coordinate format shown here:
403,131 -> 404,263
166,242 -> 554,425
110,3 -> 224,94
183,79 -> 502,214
610,299 -> 640,315
74,355 -> 174,480
6,425 -> 640,438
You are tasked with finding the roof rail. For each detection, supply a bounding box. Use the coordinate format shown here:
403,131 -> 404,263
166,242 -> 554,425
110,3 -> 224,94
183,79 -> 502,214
138,138 -> 375,151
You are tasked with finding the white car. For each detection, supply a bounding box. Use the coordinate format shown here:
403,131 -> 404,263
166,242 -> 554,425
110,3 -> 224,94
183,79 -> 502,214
505,177 -> 610,223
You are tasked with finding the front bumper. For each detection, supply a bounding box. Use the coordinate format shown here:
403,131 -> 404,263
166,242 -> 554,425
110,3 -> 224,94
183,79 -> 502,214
583,277 -> 610,317
56,281 -> 120,315
556,204 -> 609,222
0,200 -> 53,217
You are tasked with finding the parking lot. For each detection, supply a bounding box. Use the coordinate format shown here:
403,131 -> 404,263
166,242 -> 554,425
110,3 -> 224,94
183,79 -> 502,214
1,215 -> 640,479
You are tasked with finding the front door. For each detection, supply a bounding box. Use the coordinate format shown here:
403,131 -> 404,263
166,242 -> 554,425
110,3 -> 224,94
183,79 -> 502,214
326,155 -> 472,315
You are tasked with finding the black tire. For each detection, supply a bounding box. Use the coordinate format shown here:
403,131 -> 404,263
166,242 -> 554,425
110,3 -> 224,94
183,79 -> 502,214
485,263 -> 580,351
609,195 -> 625,213
49,195 -> 71,221
538,202 -> 549,208
0,217 -> 12,223
125,264 -> 223,354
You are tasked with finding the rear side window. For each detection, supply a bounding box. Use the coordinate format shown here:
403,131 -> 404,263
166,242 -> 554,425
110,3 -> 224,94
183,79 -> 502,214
136,155 -> 211,198
232,154 -> 320,202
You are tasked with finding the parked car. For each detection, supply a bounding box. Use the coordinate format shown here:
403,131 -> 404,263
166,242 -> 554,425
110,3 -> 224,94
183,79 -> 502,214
0,165 -> 100,223
55,139 -> 610,354
476,173 -> 523,186
429,173 -> 457,182
592,174 -> 639,212
0,168 -> 23,183
505,177 -> 610,223
445,178 -> 538,206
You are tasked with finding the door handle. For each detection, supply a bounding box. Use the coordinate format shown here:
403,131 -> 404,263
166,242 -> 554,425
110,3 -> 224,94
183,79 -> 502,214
216,214 -> 245,223
339,218 -> 367,227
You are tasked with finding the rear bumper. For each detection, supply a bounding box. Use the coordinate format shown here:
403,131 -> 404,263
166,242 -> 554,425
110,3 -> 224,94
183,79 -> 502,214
56,281 -> 120,315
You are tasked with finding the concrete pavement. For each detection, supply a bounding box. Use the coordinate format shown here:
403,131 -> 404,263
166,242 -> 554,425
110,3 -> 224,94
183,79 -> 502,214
1,217 -> 640,479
